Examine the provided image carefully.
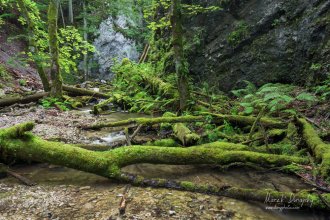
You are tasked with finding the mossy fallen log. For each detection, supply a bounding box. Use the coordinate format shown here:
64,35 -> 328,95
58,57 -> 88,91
63,95 -> 83,109
92,97 -> 115,114
0,85 -> 109,108
0,92 -> 49,108
83,116 -> 206,130
296,118 -> 330,177
84,114 -> 285,130
119,173 -> 330,211
0,123 -> 308,175
62,85 -> 110,99
200,112 -> 286,128
173,123 -> 200,146
1,123 -> 328,210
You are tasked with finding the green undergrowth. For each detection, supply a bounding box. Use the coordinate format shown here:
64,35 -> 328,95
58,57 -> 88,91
39,97 -> 71,111
110,59 -> 178,114
231,81 -> 320,116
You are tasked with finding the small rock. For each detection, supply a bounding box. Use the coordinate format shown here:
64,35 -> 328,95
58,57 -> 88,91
169,210 -> 176,216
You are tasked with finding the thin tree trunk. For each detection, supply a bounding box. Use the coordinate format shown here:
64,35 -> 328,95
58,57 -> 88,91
171,0 -> 190,111
59,0 -> 66,27
83,0 -> 88,81
68,0 -> 74,24
48,0 -> 63,98
17,0 -> 50,92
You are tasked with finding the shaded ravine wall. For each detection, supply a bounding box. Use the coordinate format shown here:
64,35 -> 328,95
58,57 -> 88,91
185,0 -> 330,91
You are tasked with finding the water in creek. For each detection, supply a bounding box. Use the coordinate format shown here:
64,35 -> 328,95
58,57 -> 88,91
1,163 -> 329,219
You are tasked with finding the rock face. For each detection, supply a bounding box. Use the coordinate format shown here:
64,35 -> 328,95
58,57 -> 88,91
93,15 -> 140,79
187,0 -> 330,91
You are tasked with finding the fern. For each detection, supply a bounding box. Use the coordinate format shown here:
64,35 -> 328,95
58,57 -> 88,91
296,92 -> 318,102
231,80 -> 256,98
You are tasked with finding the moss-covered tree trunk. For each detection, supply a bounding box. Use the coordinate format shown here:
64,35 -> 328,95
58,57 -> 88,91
48,0 -> 63,98
17,0 -> 50,92
171,0 -> 190,111
1,122 -> 329,210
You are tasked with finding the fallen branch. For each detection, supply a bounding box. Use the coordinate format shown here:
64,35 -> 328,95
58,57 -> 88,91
83,114 -> 286,130
296,118 -> 330,177
118,173 -> 330,211
0,85 -> 109,108
0,92 -> 48,108
118,185 -> 131,215
200,112 -> 286,128
0,164 -> 36,186
63,85 -> 110,99
83,116 -> 205,130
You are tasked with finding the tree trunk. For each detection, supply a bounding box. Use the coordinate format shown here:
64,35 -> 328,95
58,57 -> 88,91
1,122 -> 329,211
82,0 -> 88,81
17,0 -> 50,92
48,0 -> 63,98
68,0 -> 74,24
171,0 -> 190,111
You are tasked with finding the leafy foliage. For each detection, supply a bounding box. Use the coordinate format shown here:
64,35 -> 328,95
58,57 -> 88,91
40,97 -> 71,111
111,59 -> 177,113
232,82 -> 319,115
227,21 -> 250,47
313,78 -> 330,101
0,64 -> 12,82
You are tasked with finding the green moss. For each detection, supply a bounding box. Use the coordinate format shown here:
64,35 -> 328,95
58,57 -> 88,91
180,181 -> 196,190
161,112 -> 177,129
297,118 -> 330,177
173,123 -> 200,146
280,164 -> 304,173
147,139 -> 180,147
227,21 -> 250,47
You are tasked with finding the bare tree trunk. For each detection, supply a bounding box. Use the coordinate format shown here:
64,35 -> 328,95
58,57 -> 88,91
48,0 -> 63,98
59,0 -> 66,27
68,0 -> 74,24
17,0 -> 50,92
83,0 -> 88,81
171,0 -> 190,112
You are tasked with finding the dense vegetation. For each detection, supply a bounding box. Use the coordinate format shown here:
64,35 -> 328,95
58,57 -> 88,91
0,0 -> 329,216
